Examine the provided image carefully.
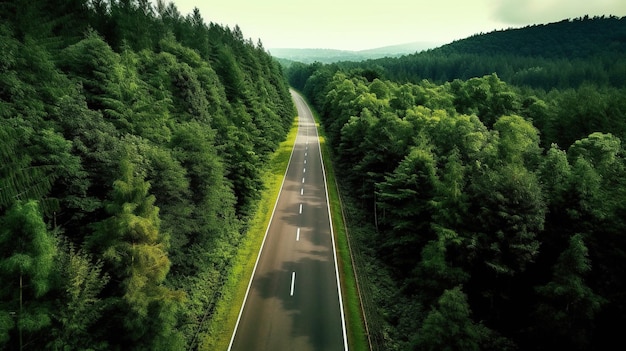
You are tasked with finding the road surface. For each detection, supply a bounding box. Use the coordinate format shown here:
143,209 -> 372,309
228,90 -> 348,351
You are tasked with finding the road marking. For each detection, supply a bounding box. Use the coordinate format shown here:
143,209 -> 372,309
304,159 -> 307,164
299,203 -> 303,214
290,272 -> 296,296
296,227 -> 300,241
228,91 -> 306,351
302,177 -> 305,183
305,152 -> 307,157
300,188 -> 304,196
303,168 -> 306,173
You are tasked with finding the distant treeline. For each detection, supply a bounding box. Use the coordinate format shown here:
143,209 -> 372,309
0,1 -> 293,350
286,16 -> 626,351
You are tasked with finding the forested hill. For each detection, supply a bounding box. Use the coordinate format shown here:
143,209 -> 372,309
333,16 -> 626,89
437,15 -> 626,58
0,1 -> 294,350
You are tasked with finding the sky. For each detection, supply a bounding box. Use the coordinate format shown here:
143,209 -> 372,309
158,0 -> 626,51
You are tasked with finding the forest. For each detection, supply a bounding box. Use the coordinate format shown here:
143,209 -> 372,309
322,15 -> 626,91
0,0 -> 294,350
286,16 -> 626,351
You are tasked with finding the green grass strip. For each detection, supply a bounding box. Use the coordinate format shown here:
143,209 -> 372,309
315,116 -> 370,351
199,117 -> 300,351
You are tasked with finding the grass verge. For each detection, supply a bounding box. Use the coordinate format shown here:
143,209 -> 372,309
199,117 -> 300,351
316,117 -> 370,351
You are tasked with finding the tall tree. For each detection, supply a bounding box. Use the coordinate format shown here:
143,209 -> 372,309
376,144 -> 439,270
0,200 -> 57,350
88,157 -> 184,350
533,233 -> 606,350
48,242 -> 110,350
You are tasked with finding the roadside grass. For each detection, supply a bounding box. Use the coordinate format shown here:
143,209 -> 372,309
201,95 -> 369,351
199,117 -> 300,351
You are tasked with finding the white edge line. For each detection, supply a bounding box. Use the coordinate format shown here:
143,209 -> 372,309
301,91 -> 350,351
227,95 -> 302,351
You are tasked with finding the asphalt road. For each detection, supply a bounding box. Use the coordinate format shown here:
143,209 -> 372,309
228,90 -> 348,351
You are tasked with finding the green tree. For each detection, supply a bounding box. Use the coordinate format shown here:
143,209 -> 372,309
369,78 -> 391,99
48,242 -> 110,350
467,161 -> 546,278
537,144 -> 575,259
568,132 -> 621,172
389,83 -> 416,113
533,234 -> 606,350
538,144 -> 572,209
52,92 -> 122,240
493,114 -> 542,167
0,200 -> 57,350
376,145 -> 439,270
59,30 -> 120,112
412,286 -> 489,351
432,149 -> 468,229
213,45 -> 247,102
412,227 -> 470,302
355,111 -> 414,204
323,74 -> 362,145
169,122 -> 237,269
88,157 -> 184,350
451,74 -> 522,127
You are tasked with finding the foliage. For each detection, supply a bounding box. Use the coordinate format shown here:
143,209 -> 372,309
312,16 -> 626,91
0,1 -> 294,349
290,34 -> 626,349
0,200 -> 57,348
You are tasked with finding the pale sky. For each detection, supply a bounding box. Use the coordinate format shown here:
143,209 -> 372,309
157,0 -> 626,51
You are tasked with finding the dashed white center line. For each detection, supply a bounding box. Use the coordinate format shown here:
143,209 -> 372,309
296,227 -> 300,241
290,272 -> 296,296
303,168 -> 306,173
300,188 -> 304,196
302,177 -> 305,183
304,159 -> 307,164
299,203 -> 303,214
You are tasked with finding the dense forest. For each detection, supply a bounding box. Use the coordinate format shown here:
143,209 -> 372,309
287,16 -> 626,351
0,0 -> 294,350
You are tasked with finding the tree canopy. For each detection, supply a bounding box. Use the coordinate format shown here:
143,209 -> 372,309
0,1 -> 294,349
286,22 -> 626,348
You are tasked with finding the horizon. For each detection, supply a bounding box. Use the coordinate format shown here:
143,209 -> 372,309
154,0 -> 626,51
268,40 -> 444,52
